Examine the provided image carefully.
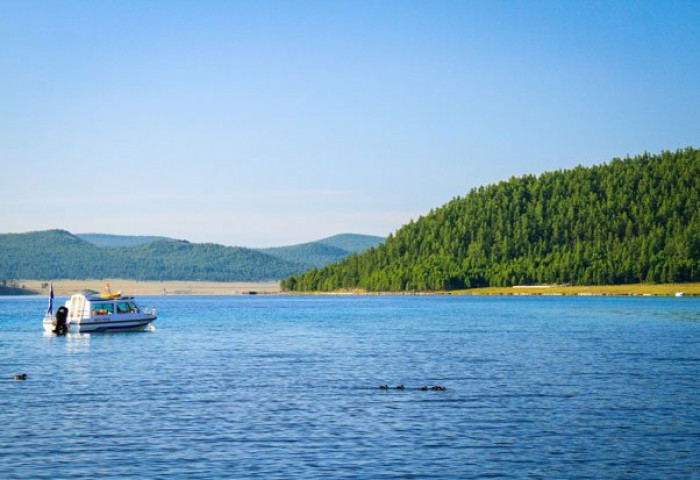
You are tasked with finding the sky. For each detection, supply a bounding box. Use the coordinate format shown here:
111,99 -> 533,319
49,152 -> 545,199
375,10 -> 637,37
1,1 -> 699,247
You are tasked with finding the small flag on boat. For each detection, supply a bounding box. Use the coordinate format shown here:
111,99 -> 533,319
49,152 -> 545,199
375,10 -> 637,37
47,282 -> 54,315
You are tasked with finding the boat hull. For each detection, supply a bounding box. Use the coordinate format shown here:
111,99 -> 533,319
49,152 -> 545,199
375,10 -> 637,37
44,315 -> 157,333
70,316 -> 156,333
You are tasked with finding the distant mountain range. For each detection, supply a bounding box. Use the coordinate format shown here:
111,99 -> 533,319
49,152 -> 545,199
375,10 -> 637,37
0,231 -> 384,282
74,232 -> 384,267
76,233 -> 173,247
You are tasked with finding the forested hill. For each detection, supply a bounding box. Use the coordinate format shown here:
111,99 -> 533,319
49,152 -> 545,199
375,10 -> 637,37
259,234 -> 385,267
0,231 -> 385,282
0,230 -> 306,281
315,234 -> 385,253
282,147 -> 700,292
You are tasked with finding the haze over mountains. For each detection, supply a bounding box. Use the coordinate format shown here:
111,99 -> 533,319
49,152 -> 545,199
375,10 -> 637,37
0,231 -> 384,282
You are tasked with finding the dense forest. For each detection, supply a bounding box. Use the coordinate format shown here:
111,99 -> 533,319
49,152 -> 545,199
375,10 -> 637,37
282,148 -> 700,292
0,231 -> 383,282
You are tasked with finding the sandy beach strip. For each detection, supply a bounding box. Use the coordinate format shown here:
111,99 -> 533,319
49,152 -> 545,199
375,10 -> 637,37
17,279 -> 281,296
10,280 -> 700,297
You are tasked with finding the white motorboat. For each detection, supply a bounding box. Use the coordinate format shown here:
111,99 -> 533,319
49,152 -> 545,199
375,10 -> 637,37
43,284 -> 156,333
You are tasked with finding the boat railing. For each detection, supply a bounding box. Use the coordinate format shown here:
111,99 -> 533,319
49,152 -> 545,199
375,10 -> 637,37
143,306 -> 157,316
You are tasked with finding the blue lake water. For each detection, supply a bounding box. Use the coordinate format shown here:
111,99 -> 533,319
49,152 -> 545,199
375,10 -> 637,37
1,294 -> 699,479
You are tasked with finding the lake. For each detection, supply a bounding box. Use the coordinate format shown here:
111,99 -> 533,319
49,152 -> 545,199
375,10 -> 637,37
1,295 -> 699,479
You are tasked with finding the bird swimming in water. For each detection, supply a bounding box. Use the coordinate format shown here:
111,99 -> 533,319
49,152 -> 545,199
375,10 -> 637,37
379,384 -> 446,391
12,373 -> 27,381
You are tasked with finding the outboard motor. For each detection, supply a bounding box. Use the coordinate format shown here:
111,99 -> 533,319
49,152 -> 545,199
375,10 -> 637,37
55,306 -> 68,335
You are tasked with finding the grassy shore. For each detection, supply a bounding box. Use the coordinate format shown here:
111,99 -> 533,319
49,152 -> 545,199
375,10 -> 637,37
452,283 -> 700,296
292,282 -> 700,296
18,279 -> 281,296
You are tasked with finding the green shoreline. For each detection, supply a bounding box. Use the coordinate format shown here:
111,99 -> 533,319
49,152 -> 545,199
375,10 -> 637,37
287,282 -> 700,296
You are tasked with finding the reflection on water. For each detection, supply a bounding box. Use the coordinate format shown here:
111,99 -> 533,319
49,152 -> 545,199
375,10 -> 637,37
66,332 -> 92,353
42,331 -> 92,353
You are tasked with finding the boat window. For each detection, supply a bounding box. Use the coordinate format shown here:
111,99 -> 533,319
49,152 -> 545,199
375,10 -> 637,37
127,302 -> 139,313
116,302 -> 131,314
92,302 -> 114,316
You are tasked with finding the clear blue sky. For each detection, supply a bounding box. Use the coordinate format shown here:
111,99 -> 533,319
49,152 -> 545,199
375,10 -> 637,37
1,1 -> 699,247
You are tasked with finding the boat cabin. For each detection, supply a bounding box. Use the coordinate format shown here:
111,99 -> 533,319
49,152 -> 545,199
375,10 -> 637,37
67,293 -> 143,321
90,299 -> 140,316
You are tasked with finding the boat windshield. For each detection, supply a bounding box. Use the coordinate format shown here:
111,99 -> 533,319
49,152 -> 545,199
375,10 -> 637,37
116,301 -> 139,314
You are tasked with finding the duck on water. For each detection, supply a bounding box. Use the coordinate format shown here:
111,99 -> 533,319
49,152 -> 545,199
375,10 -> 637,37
43,283 -> 157,334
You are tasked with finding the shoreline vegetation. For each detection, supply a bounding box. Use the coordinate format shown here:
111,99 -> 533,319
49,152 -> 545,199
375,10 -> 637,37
313,282 -> 700,296
5,280 -> 700,297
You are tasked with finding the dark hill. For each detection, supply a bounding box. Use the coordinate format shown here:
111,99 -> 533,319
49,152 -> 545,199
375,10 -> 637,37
259,242 -> 350,268
282,147 -> 700,292
315,234 -> 385,253
259,234 -> 384,268
118,240 -> 306,281
0,284 -> 37,295
0,230 -> 105,279
0,231 -> 306,281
